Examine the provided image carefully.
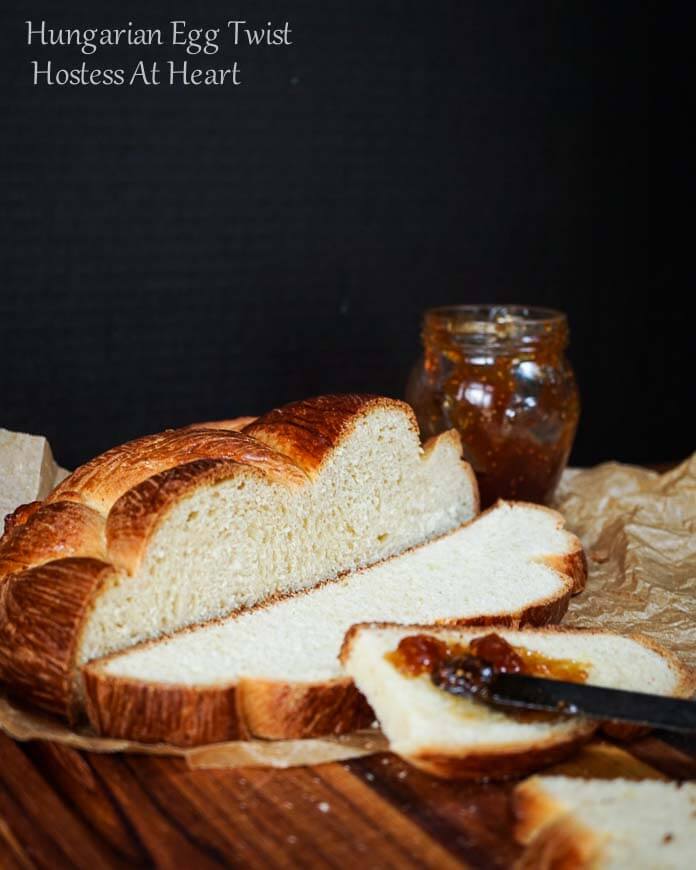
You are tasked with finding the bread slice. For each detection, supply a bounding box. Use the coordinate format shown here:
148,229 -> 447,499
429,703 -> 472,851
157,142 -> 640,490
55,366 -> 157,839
340,625 -> 694,780
0,395 -> 477,720
514,776 -> 696,869
82,502 -> 585,746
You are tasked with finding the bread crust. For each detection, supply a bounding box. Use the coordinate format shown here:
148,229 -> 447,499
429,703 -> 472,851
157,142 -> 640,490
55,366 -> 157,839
2,499 -> 43,536
435,585 -> 573,630
0,558 -> 115,720
236,676 -> 375,740
81,672 -> 375,747
513,779 -> 601,869
243,394 -> 417,475
0,501 -> 105,582
514,816 -> 598,870
49,426 -> 282,514
106,453 -> 305,575
514,776 -> 569,845
83,668 -> 242,747
82,671 -> 375,747
407,725 -> 597,781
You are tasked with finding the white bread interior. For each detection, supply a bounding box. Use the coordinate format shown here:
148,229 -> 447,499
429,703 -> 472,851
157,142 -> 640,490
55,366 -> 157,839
84,502 -> 581,739
78,406 -> 476,664
514,776 -> 696,869
341,624 -> 691,779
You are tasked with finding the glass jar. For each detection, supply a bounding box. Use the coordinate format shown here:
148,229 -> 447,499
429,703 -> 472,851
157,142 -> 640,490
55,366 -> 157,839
406,305 -> 580,508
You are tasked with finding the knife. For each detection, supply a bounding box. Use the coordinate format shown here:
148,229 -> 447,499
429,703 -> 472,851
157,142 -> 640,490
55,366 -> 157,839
431,655 -> 696,733
485,672 -> 696,734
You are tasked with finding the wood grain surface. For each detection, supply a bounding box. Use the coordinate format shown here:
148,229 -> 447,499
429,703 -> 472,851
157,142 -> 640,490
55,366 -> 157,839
1,729 -> 694,869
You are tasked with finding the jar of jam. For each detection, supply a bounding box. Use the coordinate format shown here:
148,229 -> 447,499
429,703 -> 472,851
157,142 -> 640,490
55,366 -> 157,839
406,305 -> 580,508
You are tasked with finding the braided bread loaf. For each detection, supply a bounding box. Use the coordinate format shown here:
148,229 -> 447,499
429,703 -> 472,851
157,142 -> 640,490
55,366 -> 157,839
0,395 -> 478,723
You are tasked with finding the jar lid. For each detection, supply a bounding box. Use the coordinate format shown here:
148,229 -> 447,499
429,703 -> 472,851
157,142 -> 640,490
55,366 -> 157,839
424,305 -> 568,350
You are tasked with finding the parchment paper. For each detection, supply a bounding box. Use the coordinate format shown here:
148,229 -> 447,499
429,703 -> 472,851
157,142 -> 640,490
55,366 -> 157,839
554,454 -> 696,668
0,428 -> 693,767
0,428 -> 69,524
0,693 -> 386,768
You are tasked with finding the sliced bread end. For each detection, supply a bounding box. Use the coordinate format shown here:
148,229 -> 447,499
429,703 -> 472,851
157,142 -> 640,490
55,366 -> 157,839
340,625 -> 694,781
513,776 -> 696,869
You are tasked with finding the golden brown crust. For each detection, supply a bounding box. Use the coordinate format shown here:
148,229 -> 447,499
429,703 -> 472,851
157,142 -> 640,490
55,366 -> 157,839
513,779 -> 600,868
514,777 -> 567,845
0,558 -> 115,719
2,500 -> 43,536
542,548 -> 588,597
0,501 -> 105,583
81,672 -> 375,746
49,426 -> 292,514
83,669 -> 242,747
515,817 -> 598,870
243,394 -> 416,475
237,676 -> 375,740
408,726 -> 597,781
105,452 -> 305,575
435,585 -> 573,631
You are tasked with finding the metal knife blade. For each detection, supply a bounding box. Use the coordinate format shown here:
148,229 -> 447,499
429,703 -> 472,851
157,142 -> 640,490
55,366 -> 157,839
487,673 -> 696,734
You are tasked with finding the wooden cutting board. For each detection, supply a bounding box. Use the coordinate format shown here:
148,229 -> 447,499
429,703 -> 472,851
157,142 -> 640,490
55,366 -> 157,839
1,730 -> 694,869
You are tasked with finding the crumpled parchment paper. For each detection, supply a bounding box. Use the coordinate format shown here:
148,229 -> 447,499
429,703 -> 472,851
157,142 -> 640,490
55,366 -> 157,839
0,691 -> 386,768
554,454 -> 696,668
0,427 -> 693,767
0,428 -> 69,524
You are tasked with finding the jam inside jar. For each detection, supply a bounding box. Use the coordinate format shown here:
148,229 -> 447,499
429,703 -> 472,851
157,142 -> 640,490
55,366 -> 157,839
407,305 -> 580,508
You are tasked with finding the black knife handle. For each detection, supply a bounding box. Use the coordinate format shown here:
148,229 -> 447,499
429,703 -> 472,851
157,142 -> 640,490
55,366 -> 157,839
490,674 -> 696,734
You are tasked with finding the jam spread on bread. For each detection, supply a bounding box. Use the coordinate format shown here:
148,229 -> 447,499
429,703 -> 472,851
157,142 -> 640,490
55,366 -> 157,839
386,633 -> 589,688
386,634 -> 451,676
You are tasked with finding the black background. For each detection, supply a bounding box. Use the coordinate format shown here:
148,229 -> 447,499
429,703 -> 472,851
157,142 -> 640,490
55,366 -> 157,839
0,2 -> 682,470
